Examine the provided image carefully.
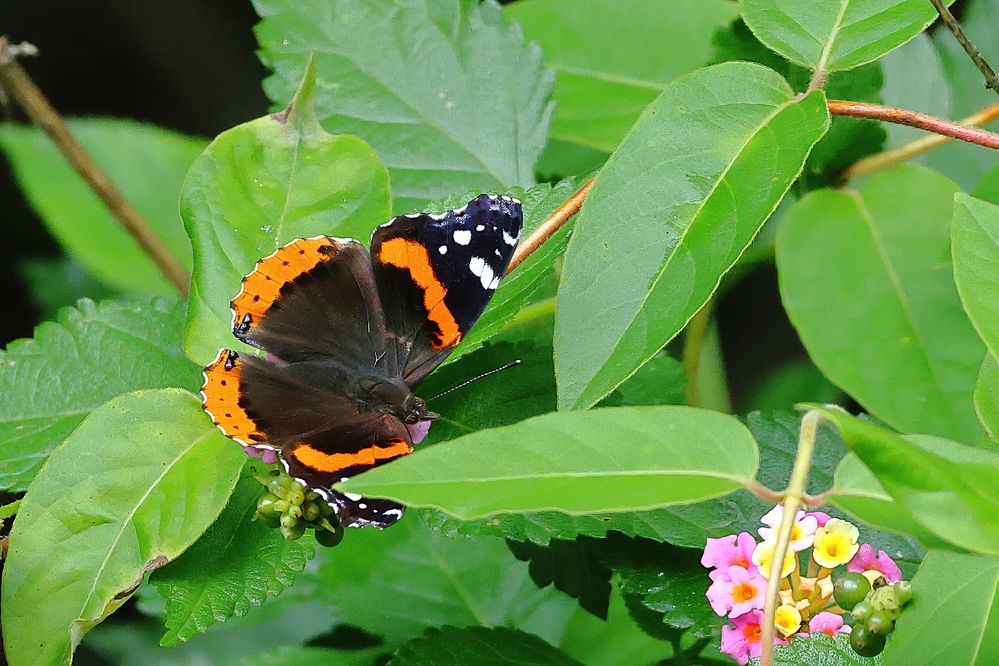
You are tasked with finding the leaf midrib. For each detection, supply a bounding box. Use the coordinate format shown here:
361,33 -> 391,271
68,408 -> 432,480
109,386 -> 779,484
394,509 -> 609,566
349,468 -> 751,488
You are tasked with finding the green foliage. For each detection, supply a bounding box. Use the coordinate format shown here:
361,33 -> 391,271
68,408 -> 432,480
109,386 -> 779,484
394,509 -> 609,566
0,389 -> 245,665
778,166 -> 987,445
882,550 -> 999,664
764,631 -> 882,665
151,475 -> 315,646
0,119 -> 203,296
953,194 -> 999,358
555,62 -> 828,410
181,61 -> 391,363
507,538 -> 612,618
390,627 -> 581,665
977,355 -> 999,441
338,406 -> 760,518
740,0 -> 949,72
0,299 -> 200,491
506,0 -> 737,153
254,0 -> 553,213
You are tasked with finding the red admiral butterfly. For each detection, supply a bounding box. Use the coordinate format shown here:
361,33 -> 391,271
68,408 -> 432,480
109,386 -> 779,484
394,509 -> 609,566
201,194 -> 522,528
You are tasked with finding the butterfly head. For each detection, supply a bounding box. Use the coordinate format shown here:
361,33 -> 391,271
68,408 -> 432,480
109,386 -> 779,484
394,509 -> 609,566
360,376 -> 438,424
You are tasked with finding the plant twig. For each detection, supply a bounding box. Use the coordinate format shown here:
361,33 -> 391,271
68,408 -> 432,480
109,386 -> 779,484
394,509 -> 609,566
744,480 -> 784,505
683,300 -> 713,406
929,0 -> 999,94
0,37 -> 189,296
840,100 -> 999,181
827,99 -> 999,149
506,178 -> 594,274
760,410 -> 824,666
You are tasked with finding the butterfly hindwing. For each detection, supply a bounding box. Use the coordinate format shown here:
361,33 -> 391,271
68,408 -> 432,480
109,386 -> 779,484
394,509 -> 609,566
371,194 -> 522,384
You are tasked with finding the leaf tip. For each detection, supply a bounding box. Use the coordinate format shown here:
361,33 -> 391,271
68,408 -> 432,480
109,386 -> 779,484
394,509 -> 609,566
272,52 -> 321,134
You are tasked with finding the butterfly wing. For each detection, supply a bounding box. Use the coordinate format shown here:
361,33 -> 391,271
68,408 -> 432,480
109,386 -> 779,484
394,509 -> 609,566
202,350 -> 409,528
370,194 -> 522,385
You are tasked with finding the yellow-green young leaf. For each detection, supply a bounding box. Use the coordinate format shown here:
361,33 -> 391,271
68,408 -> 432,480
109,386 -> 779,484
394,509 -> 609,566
740,0 -> 951,73
778,166 -> 987,445
0,389 -> 246,666
339,406 -> 759,519
505,0 -> 737,153
0,119 -> 204,296
182,60 -> 391,364
0,299 -> 200,492
953,194 -> 999,358
812,405 -> 999,555
977,355 -> 999,441
883,550 -> 999,664
253,0 -> 552,213
555,62 -> 829,410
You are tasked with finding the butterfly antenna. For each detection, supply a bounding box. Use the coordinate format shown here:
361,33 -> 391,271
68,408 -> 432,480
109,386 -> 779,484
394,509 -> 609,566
427,360 -> 521,402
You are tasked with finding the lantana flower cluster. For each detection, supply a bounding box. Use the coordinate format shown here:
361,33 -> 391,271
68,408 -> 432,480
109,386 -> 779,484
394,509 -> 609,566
701,506 -> 902,664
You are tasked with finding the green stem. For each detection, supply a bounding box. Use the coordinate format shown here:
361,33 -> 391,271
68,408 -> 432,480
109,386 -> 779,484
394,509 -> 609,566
0,499 -> 21,521
683,301 -> 713,407
760,410 -> 824,666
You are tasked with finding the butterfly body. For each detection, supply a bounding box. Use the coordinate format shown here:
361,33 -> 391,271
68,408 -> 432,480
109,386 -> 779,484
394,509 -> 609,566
201,194 -> 522,528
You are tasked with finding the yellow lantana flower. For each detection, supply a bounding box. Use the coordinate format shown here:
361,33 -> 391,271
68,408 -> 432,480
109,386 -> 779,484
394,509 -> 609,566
774,604 -> 802,637
752,540 -> 795,579
812,518 -> 860,568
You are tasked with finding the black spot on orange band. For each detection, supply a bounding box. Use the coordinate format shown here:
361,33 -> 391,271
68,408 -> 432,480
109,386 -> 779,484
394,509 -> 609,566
201,349 -> 266,444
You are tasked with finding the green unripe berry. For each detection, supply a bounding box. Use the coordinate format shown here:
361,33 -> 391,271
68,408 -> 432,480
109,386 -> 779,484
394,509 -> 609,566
273,499 -> 290,513
287,485 -> 306,507
255,493 -> 283,528
871,586 -> 900,612
287,504 -> 303,520
280,521 -> 306,540
866,610 -> 895,636
315,524 -> 345,547
851,600 -> 873,622
850,625 -> 887,657
302,501 -> 321,522
894,580 -> 913,606
834,573 -> 872,610
280,513 -> 298,529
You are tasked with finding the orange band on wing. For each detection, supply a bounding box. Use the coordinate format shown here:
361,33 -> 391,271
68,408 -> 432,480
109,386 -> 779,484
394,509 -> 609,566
378,238 -> 461,349
232,237 -> 340,334
201,350 -> 266,444
292,437 -> 413,474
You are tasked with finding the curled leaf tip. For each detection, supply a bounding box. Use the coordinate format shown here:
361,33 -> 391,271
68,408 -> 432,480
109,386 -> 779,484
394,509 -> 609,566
273,52 -> 321,134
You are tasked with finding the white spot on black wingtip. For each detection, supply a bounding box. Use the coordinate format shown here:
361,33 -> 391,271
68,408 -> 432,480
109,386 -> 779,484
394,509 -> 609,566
502,230 -> 518,246
475,224 -> 485,231
358,503 -> 367,509
453,229 -> 471,245
343,492 -> 363,501
439,245 -> 447,255
383,508 -> 403,519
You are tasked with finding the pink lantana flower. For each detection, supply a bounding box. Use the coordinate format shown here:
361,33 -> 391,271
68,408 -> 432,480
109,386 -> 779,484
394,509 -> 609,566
701,532 -> 757,571
758,505 -> 818,552
242,445 -> 278,465
706,565 -> 766,617
808,511 -> 832,527
720,611 -> 786,665
848,544 -> 902,582
808,611 -> 851,637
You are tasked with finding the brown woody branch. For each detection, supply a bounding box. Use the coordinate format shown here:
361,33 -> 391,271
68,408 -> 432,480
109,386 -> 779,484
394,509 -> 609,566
929,0 -> 999,95
827,99 -> 999,150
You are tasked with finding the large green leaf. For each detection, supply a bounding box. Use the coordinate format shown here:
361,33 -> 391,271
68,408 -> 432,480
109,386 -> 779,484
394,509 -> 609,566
0,119 -> 203,295
740,0 -> 949,73
181,61 -> 391,364
764,632 -> 881,665
883,550 -> 999,664
1,389 -> 245,666
315,517 -> 575,644
778,166 -> 987,444
814,406 -> 999,555
554,62 -> 828,410
505,0 -> 737,153
953,194 -> 999,358
340,406 -> 759,519
0,299 -> 200,491
390,627 -> 581,665
977,355 -> 999,441
150,476 -> 314,646
253,0 -> 552,213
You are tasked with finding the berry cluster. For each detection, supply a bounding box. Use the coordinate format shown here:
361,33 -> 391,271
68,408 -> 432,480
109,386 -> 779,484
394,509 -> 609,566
834,572 -> 913,657
253,470 -> 344,547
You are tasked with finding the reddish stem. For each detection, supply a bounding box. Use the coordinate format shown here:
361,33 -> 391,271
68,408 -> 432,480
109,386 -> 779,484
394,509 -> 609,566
827,99 -> 999,150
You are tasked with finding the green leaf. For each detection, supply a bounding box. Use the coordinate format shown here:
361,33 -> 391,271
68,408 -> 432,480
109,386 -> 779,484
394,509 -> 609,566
0,389 -> 245,665
181,62 -> 391,364
0,119 -> 204,295
953,194 -> 999,358
740,0 -> 949,73
0,298 -> 200,491
507,538 -> 612,619
340,406 -> 760,519
150,475 -> 315,646
830,453 -> 954,550
555,62 -> 829,410
506,0 -> 737,153
813,405 -> 999,555
315,517 -> 576,644
762,631 -> 881,665
390,627 -> 581,665
880,33 -> 952,150
976,355 -> 999,441
535,139 -> 607,183
882,550 -> 999,665
778,165 -> 987,444
254,0 -> 552,213
18,257 -> 115,320
558,588 -> 672,666
233,647 -> 387,666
